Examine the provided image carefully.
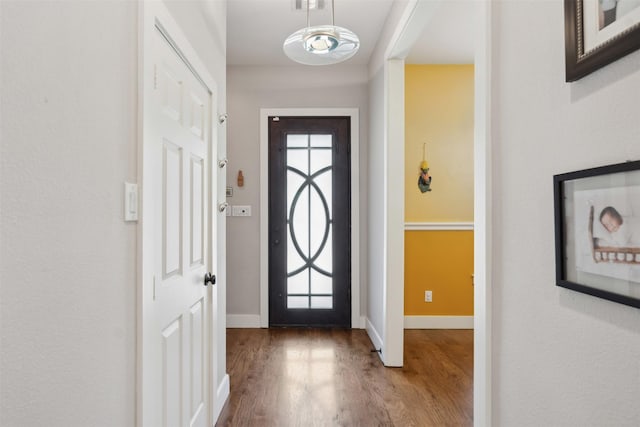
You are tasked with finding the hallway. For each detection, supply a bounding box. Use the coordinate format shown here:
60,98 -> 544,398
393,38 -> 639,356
216,329 -> 473,426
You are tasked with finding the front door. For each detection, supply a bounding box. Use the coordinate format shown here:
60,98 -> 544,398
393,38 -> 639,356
141,17 -> 213,427
268,116 -> 351,327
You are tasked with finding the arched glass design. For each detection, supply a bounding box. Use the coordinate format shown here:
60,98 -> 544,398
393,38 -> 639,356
286,134 -> 333,309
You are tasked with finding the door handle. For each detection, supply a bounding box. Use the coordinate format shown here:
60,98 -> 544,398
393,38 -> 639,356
204,272 -> 216,286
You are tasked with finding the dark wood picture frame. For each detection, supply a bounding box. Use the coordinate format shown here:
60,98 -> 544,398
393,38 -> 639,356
564,0 -> 640,81
554,160 -> 640,309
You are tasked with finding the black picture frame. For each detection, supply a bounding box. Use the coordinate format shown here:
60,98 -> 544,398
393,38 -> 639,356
564,0 -> 640,81
554,160 -> 640,309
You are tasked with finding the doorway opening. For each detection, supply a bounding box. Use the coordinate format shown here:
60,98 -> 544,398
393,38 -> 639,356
384,1 -> 492,424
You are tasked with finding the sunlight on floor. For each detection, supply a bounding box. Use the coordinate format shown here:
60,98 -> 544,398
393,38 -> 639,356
283,343 -> 337,419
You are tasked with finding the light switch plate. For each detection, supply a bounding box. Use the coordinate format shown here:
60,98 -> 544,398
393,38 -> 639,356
232,205 -> 251,217
124,182 -> 138,221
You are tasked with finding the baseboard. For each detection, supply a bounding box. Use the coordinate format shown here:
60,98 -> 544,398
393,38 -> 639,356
404,315 -> 474,329
227,314 -> 365,329
212,373 -> 230,424
365,318 -> 384,362
226,314 -> 261,328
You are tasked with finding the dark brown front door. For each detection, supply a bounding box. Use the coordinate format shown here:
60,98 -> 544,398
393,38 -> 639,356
268,116 -> 351,327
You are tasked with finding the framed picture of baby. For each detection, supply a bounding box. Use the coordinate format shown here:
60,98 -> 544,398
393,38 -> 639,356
554,160 -> 640,309
564,0 -> 640,81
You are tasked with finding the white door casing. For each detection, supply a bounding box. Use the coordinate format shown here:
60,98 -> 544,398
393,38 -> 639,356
139,4 -> 217,427
259,108 -> 361,329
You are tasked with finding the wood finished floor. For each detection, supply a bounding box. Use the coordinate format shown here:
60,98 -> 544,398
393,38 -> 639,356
216,328 -> 473,427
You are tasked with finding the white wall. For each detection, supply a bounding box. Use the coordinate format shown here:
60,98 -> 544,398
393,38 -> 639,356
492,1 -> 640,425
225,65 -> 369,323
366,68 -> 386,346
365,0 -> 412,365
0,1 -> 228,425
0,2 -> 137,426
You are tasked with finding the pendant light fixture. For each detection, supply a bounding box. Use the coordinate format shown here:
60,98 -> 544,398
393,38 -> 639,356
283,0 -> 360,65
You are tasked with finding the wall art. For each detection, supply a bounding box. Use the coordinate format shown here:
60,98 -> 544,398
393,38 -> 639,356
564,0 -> 640,81
554,160 -> 640,308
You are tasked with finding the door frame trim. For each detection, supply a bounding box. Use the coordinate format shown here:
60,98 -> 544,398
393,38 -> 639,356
259,108 -> 361,328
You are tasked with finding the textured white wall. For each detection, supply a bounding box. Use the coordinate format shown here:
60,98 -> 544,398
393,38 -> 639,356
364,0 -> 412,363
366,68 -> 386,341
0,1 -> 228,425
492,1 -> 640,425
0,2 -> 138,426
226,65 -> 369,319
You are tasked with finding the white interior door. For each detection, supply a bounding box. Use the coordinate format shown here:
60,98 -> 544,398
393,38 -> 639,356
140,17 -> 214,427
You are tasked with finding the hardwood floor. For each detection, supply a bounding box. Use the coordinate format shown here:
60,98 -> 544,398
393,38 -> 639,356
216,328 -> 473,427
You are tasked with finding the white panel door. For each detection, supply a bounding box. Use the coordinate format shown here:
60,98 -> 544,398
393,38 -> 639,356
142,22 -> 212,427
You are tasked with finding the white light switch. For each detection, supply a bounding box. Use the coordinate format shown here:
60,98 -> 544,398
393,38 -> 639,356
124,182 -> 138,221
232,205 -> 251,217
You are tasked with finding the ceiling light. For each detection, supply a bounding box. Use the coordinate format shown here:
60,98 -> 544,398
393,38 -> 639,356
283,0 -> 359,65
293,0 -> 324,11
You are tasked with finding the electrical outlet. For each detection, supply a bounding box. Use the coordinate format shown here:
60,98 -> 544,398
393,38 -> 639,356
425,290 -> 433,302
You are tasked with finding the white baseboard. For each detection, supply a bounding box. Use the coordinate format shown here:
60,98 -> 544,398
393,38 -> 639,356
226,314 -> 261,328
365,318 -> 384,362
228,314 -> 365,329
404,315 -> 474,329
213,373 -> 230,424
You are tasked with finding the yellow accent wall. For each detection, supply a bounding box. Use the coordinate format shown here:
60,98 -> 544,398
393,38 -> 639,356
405,64 -> 474,222
405,65 -> 474,317
405,230 -> 474,315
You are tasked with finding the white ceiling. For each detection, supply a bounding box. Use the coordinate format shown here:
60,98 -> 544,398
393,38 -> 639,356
226,0 -> 475,67
227,0 -> 395,66
406,1 -> 475,64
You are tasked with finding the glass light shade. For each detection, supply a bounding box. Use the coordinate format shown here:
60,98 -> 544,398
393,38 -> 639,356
304,31 -> 339,54
283,25 -> 359,65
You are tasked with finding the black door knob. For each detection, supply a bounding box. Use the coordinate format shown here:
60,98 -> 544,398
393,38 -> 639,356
204,272 -> 216,286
